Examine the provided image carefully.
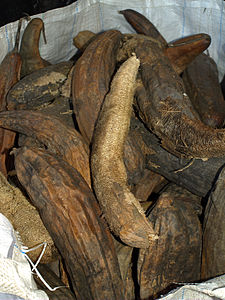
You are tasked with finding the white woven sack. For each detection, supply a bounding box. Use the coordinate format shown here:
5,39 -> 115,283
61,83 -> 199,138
158,274 -> 225,299
0,213 -> 48,300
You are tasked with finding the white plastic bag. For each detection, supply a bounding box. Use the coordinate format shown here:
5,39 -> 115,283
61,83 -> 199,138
0,0 -> 225,79
158,274 -> 225,299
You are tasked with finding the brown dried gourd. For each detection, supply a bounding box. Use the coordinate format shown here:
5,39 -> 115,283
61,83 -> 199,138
91,55 -> 157,248
72,29 -> 122,144
133,35 -> 225,158
130,114 -> 225,197
14,146 -> 125,300
138,187 -> 202,299
182,53 -> 225,128
7,61 -> 73,110
0,18 -> 23,177
119,9 -> 167,46
19,18 -> 51,77
201,165 -> 225,280
0,110 -> 91,187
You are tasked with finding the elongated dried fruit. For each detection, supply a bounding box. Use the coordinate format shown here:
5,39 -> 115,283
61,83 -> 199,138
119,9 -> 167,46
72,29 -> 122,143
19,18 -> 50,77
7,61 -> 73,110
91,55 -> 157,248
138,188 -> 202,299
14,146 -> 125,300
133,35 -> 225,158
0,110 -> 91,187
201,166 -> 225,280
183,53 -> 225,128
0,18 -> 23,176
166,33 -> 211,74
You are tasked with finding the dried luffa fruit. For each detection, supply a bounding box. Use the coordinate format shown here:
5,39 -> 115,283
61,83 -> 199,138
72,30 -> 163,201
138,188 -> 202,299
14,146 -> 125,300
0,171 -> 57,263
133,35 -> 225,158
0,18 -> 23,177
19,18 -> 51,77
91,55 -> 157,248
0,110 -> 91,187
72,29 -> 122,143
7,61 -> 73,110
183,53 -> 225,128
201,165 -> 225,280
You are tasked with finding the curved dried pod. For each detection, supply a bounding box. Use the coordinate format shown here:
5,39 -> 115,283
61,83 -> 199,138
119,9 -> 167,46
0,18 -> 23,177
91,55 -> 157,248
72,29 -> 122,144
19,18 -> 51,77
166,33 -> 211,74
133,35 -> 225,158
182,53 -> 225,128
201,166 -> 225,280
138,189 -> 202,299
73,30 -> 97,52
0,171 -> 58,263
14,146 -> 125,300
7,61 -> 73,110
0,110 -> 91,187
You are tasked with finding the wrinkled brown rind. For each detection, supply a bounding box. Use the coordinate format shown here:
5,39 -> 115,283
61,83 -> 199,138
0,18 -> 23,176
19,18 -> 50,77
138,190 -> 202,299
72,29 -> 122,144
133,35 -> 225,158
119,9 -> 167,46
0,110 -> 91,187
166,33 -> 211,74
14,146 -> 125,300
91,55 -> 157,248
7,61 -> 73,110
201,166 -> 225,280
183,53 -> 225,128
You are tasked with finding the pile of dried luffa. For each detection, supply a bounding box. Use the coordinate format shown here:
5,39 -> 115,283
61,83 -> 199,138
0,9 -> 225,300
